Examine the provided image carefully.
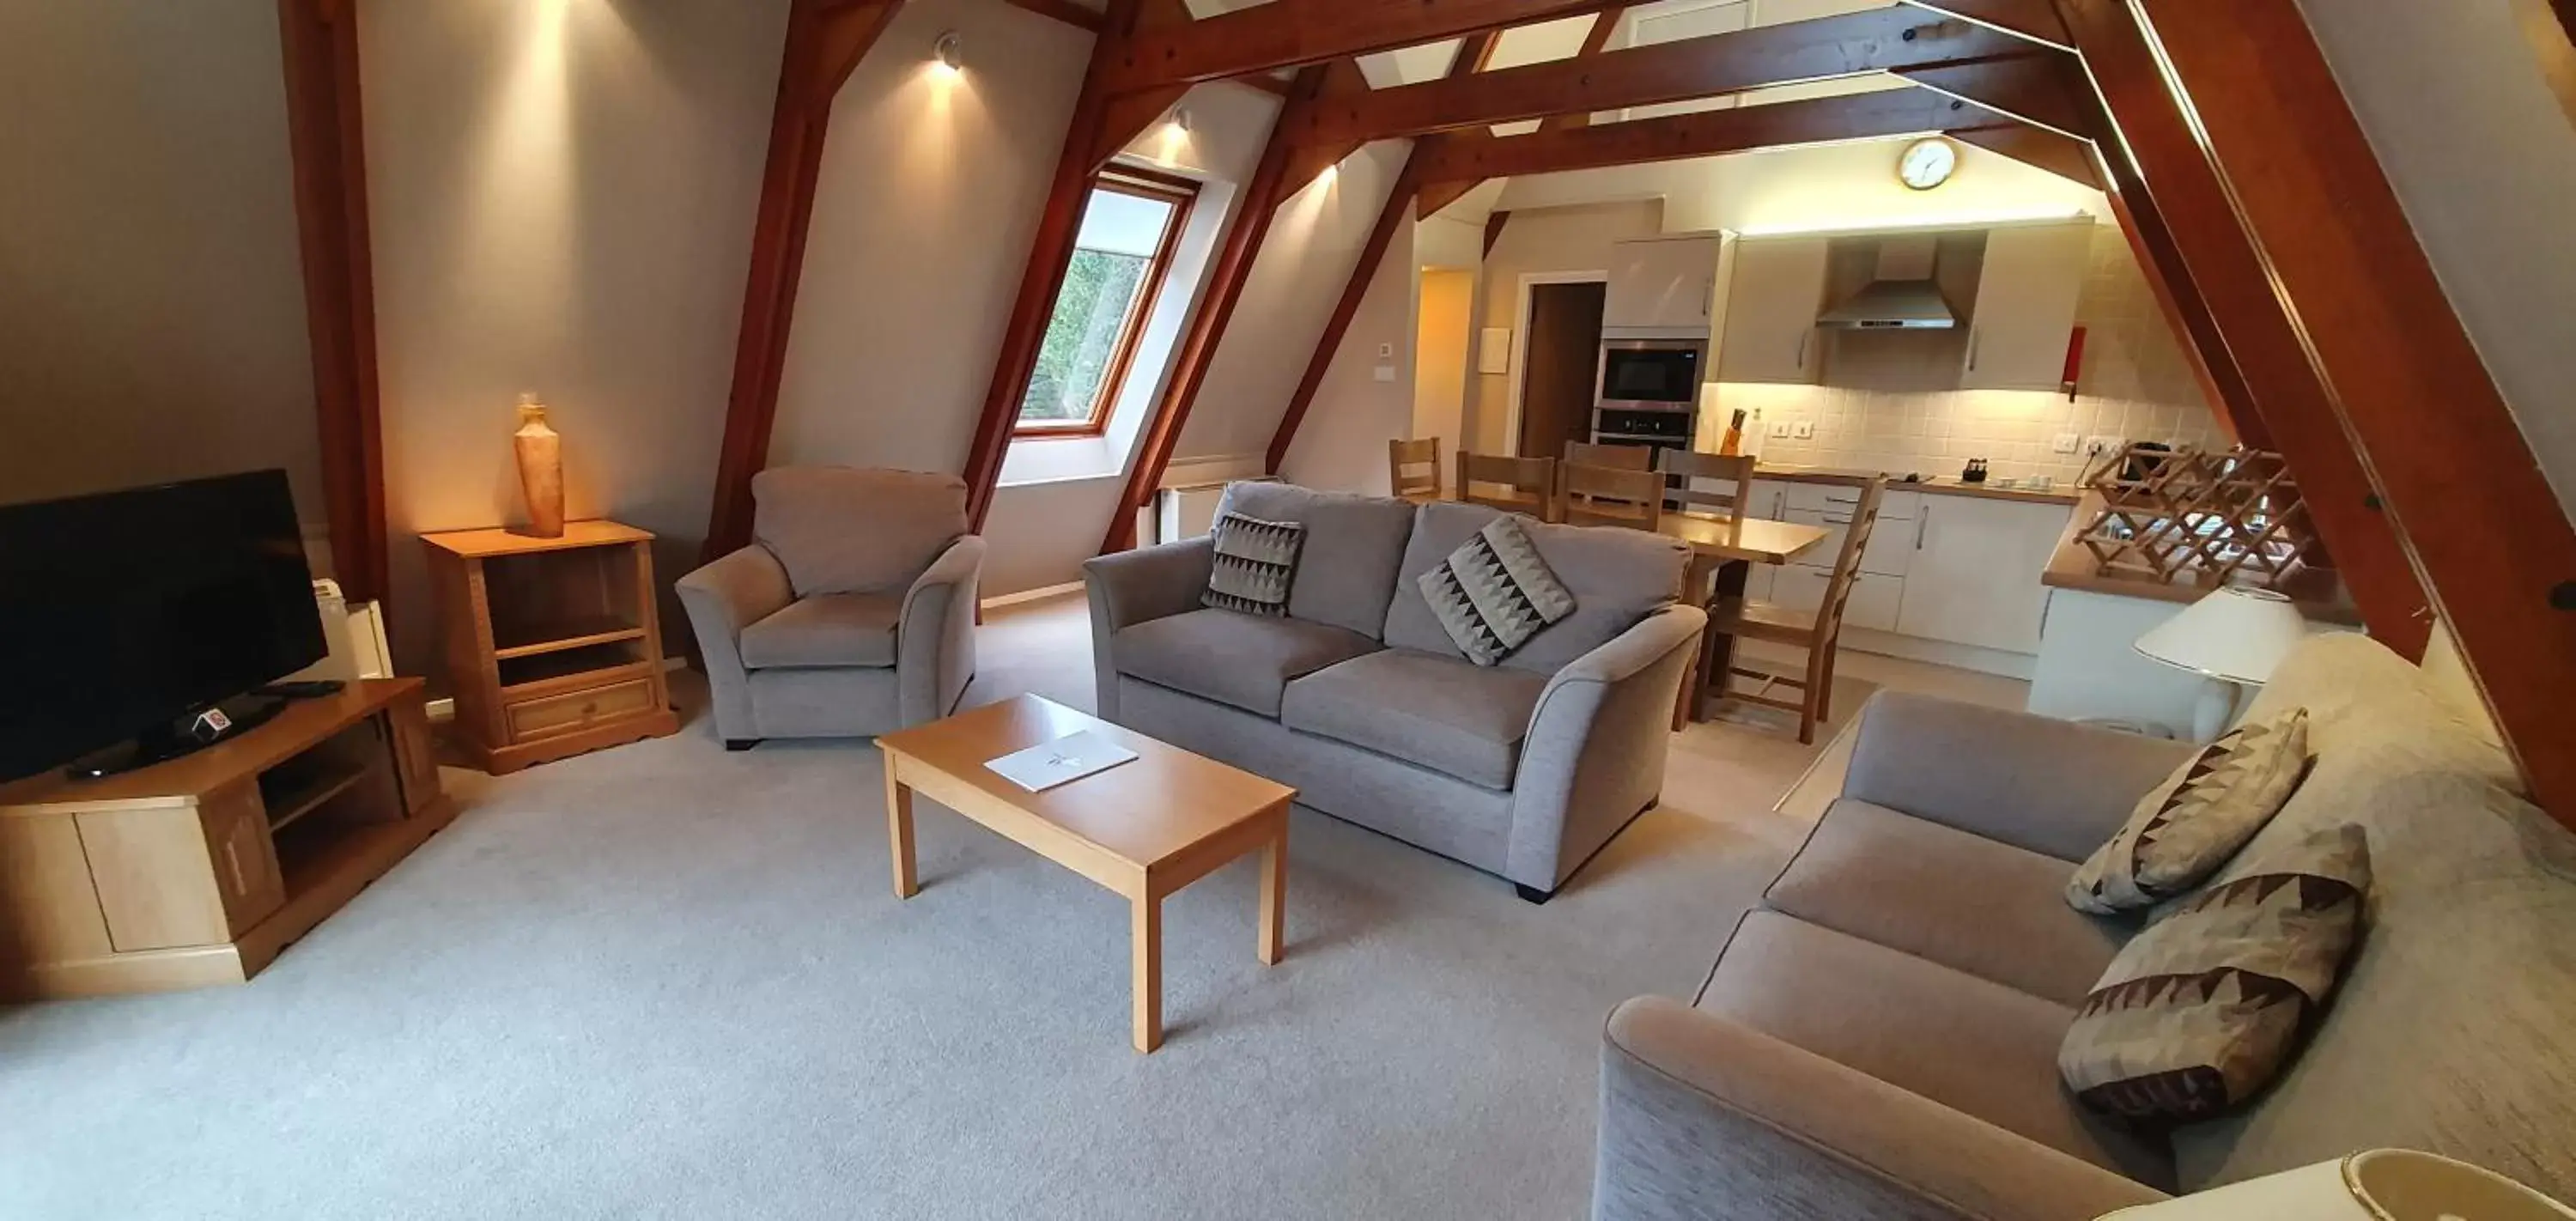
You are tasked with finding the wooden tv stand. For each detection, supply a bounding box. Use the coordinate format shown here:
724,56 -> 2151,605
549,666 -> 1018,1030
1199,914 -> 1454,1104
0,678 -> 453,999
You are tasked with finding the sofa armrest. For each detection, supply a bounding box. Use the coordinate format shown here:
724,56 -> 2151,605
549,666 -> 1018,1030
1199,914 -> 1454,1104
675,545 -> 794,739
897,535 -> 984,726
1081,538 -> 1216,722
1505,604 -> 1707,892
1843,692 -> 2198,863
1596,997 -> 2165,1221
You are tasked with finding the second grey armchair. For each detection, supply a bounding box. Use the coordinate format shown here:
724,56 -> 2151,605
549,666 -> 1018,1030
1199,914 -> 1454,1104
677,466 -> 982,745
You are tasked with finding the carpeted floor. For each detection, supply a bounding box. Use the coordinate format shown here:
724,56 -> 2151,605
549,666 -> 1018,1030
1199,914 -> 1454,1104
0,593 -> 2023,1220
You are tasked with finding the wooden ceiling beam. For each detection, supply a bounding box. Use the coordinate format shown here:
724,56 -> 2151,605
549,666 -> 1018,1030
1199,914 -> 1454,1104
1894,52 -> 2090,138
1100,0 -> 1624,94
1413,86 -> 1986,184
960,0 -> 1162,532
1540,6 -> 1628,134
2055,0 -> 2432,667
276,0 -> 387,604
1286,8 -> 2026,147
1103,67 -> 1332,553
1952,122 -> 2099,190
1417,175 -> 1488,217
2129,0 -> 2576,823
1898,0 -> 2071,50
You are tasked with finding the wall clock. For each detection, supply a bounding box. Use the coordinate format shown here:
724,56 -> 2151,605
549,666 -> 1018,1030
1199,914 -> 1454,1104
1898,137 -> 1958,191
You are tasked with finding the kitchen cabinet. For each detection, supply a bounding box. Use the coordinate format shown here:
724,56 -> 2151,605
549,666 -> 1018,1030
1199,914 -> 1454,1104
1715,237 -> 1829,383
1959,222 -> 2092,392
1893,495 -> 2072,653
1604,234 -> 1722,331
1744,478 -> 1790,520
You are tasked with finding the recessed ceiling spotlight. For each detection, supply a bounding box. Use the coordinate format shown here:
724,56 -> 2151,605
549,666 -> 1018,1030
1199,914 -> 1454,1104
933,31 -> 963,73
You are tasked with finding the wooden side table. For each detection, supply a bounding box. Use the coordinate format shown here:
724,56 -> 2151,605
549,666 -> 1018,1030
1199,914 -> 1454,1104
421,519 -> 678,774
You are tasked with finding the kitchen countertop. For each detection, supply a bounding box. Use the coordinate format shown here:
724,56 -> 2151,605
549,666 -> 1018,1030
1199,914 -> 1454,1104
1751,464 -> 2085,506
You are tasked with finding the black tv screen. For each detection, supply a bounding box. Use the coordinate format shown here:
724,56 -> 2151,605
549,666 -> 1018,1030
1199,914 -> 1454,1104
0,470 -> 326,781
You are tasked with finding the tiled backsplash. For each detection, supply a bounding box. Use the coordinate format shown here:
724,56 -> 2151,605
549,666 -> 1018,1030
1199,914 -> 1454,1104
1711,227 -> 2227,487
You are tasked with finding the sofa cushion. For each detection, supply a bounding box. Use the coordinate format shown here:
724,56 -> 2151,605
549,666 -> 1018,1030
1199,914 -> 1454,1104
2069,708 -> 2312,914
2162,634 -> 2576,1200
738,592 -> 901,669
1418,514 -> 1576,666
2062,824 -> 2370,1125
1112,607 -> 1379,719
1212,483 -> 1417,638
753,466 -> 967,596
1279,650 -> 1549,789
1766,799 -> 2132,1008
1384,500 -> 1689,676
1700,910 -> 2177,1189
1201,513 -> 1304,617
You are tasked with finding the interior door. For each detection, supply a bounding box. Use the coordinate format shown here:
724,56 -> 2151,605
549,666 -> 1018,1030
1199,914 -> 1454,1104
1519,281 -> 1607,458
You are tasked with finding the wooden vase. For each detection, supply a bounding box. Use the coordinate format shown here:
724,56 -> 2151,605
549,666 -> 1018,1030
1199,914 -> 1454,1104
513,394 -> 565,538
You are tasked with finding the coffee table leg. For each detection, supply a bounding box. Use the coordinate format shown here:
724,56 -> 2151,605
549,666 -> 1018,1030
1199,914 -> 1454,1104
1257,821 -> 1286,966
1132,894 -> 1163,1054
885,762 -> 917,899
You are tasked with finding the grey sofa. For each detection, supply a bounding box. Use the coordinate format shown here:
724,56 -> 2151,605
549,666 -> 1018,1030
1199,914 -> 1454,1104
1082,482 -> 1706,901
1594,632 -> 2576,1219
676,466 -> 982,744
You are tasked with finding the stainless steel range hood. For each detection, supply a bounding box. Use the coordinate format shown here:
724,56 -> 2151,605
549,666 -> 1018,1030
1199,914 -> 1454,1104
1815,235 -> 1958,331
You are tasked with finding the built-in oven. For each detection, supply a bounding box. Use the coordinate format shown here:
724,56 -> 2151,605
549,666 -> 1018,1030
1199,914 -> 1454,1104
1596,338 -> 1706,411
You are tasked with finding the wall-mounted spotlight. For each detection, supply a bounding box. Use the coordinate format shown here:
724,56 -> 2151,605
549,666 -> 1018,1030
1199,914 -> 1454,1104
933,31 -> 963,74
1165,107 -> 1192,135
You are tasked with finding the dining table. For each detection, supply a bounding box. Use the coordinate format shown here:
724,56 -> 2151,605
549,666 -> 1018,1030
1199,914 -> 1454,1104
1655,511 -> 1836,729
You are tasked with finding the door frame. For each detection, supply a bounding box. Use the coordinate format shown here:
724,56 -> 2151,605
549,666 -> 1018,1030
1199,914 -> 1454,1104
1504,270 -> 1608,458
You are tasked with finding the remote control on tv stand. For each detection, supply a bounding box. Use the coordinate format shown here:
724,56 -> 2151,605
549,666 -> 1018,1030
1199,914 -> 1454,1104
254,679 -> 346,699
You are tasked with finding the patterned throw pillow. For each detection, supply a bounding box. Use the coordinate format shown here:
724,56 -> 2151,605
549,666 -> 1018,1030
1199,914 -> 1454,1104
2068,709 -> 2312,914
1201,513 -> 1304,617
1418,515 -> 1577,666
2060,824 -> 2371,1123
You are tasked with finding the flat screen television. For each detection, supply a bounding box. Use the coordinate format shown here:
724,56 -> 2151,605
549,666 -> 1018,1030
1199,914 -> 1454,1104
0,470 -> 327,782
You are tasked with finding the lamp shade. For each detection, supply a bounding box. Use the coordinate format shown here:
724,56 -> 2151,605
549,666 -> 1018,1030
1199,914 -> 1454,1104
2099,1150 -> 2576,1219
2134,586 -> 2309,686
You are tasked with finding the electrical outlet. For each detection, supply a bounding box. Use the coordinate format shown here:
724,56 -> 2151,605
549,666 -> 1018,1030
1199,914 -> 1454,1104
1769,421 -> 1793,439
1791,421 -> 1815,440
2051,433 -> 2081,454
1376,342 -> 1394,359
2084,434 -> 2125,456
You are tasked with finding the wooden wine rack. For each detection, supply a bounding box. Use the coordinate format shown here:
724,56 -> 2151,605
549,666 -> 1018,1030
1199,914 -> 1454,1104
2073,446 -> 2320,592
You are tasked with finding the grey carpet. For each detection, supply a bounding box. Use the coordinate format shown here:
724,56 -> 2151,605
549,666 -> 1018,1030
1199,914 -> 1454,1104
0,596 -> 1887,1220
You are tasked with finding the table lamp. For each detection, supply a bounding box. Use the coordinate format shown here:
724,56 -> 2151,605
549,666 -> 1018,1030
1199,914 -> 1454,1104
2099,1149 -> 2576,1219
2134,586 -> 2308,741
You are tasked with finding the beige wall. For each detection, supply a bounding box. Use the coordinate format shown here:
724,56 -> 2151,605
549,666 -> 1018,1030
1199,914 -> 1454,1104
2293,0 -> 2576,523
1278,213 -> 1417,494
1413,269 -> 1476,480
769,0 -> 1092,477
0,0 -> 322,525
1470,199 -> 1665,453
361,0 -> 788,671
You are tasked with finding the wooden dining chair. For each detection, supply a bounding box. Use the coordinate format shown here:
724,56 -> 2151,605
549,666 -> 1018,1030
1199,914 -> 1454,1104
1658,451 -> 1758,524
1389,437 -> 1442,501
1563,440 -> 1652,471
1706,477 -> 1885,744
1456,453 -> 1556,519
1558,462 -> 1665,532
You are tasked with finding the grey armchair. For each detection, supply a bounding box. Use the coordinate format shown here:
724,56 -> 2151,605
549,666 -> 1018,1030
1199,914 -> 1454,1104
677,466 -> 982,745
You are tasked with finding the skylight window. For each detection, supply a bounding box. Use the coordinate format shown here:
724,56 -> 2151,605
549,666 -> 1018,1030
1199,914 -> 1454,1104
1014,171 -> 1197,438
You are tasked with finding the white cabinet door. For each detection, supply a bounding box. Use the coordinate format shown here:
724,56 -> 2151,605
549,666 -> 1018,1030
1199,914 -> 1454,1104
1893,496 -> 2074,653
1716,238 -> 1829,384
1769,564 -> 1830,615
1961,222 -> 2092,392
1843,572 -> 1904,632
1605,234 -> 1722,331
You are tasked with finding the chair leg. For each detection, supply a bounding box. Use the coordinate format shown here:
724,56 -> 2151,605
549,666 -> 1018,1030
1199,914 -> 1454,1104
1516,884 -> 1554,905
1796,645 -> 1830,745
1817,639 -> 1840,722
726,738 -> 761,752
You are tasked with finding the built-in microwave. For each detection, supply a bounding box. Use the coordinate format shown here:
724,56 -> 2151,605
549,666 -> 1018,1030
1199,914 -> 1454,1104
1597,339 -> 1706,411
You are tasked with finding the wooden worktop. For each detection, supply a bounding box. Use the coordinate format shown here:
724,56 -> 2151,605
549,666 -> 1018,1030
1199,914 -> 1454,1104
1753,464 -> 2084,506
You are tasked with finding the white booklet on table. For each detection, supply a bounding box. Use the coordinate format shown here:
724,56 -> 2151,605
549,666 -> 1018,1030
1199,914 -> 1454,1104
985,730 -> 1139,793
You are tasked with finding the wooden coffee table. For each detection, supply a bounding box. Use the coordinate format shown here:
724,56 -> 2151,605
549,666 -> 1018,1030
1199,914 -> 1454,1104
874,695 -> 1296,1053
